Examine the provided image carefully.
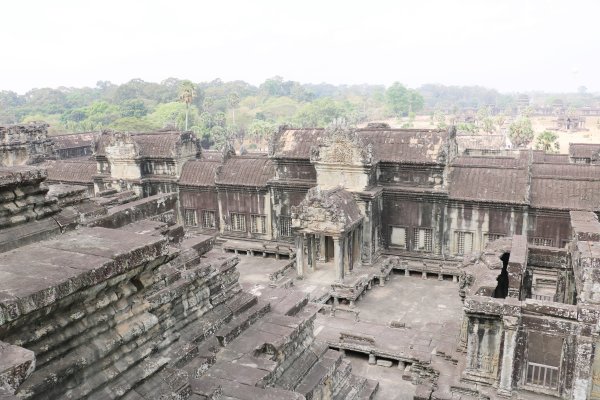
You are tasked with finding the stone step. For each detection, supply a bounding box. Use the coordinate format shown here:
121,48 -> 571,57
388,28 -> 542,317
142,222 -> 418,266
331,359 -> 354,398
274,345 -> 319,390
80,352 -> 170,400
17,311 -> 160,398
215,300 -> 271,347
294,349 -> 343,399
271,291 -> 309,316
356,378 -> 379,400
333,373 -> 366,400
178,304 -> 233,344
225,291 -> 258,316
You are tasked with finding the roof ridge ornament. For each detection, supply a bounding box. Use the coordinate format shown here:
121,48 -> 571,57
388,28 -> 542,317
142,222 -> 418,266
310,121 -> 373,165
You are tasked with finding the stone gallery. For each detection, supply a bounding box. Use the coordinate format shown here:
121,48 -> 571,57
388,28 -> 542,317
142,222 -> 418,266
2,122 -> 600,399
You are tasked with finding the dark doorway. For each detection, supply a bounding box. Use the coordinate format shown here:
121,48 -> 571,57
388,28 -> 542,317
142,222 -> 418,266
325,236 -> 334,261
493,253 -> 510,299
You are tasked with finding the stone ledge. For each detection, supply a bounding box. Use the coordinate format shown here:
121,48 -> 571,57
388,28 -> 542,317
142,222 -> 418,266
0,341 -> 35,393
0,227 -> 168,325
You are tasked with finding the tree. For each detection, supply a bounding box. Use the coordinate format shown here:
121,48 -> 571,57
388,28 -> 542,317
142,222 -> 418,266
178,80 -> 196,130
508,117 -> 534,147
227,92 -> 240,125
248,120 -> 277,144
119,99 -> 148,118
535,131 -> 560,153
385,82 -> 424,117
495,114 -> 507,131
433,110 -> 447,129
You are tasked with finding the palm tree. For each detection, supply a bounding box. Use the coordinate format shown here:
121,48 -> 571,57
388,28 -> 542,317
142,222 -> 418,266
535,130 -> 560,153
227,92 -> 240,125
179,80 -> 196,130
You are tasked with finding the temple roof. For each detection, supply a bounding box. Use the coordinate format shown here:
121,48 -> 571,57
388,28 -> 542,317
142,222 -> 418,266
531,151 -> 569,164
448,155 -> 530,204
215,154 -> 274,187
357,129 -> 448,164
179,160 -> 220,187
95,130 -> 197,159
51,132 -> 97,150
530,163 -> 600,211
270,127 -> 450,164
43,159 -> 97,185
569,143 -> 600,160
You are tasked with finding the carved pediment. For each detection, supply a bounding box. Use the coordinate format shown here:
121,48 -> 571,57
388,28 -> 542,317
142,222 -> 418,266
105,132 -> 140,160
291,186 -> 363,234
310,126 -> 373,165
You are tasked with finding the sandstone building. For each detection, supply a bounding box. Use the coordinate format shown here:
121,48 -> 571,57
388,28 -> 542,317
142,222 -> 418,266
3,122 -> 600,399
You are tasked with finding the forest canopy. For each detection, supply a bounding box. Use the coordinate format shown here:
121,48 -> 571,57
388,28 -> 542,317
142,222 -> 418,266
0,77 -> 597,148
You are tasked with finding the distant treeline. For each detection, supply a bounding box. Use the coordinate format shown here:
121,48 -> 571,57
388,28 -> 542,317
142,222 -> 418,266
0,77 -> 597,147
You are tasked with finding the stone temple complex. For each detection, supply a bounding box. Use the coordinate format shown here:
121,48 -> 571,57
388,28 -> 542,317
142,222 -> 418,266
2,122 -> 600,399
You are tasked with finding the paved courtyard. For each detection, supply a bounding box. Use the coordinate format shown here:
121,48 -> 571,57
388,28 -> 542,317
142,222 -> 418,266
232,253 -> 464,400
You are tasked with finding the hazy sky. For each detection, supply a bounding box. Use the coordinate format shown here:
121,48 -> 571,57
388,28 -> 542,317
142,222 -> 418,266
1,0 -> 598,94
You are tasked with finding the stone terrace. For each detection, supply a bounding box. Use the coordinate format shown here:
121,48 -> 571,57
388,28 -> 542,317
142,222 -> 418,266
232,253 -> 465,399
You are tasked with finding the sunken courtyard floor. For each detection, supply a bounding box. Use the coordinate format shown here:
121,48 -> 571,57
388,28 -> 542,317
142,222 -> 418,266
228,252 -> 464,400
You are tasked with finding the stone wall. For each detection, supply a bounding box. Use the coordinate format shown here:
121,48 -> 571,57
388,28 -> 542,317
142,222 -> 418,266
0,124 -> 53,167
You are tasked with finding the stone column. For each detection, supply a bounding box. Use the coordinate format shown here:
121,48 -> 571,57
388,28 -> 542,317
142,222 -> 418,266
319,235 -> 326,261
334,236 -> 344,282
343,233 -> 350,273
307,234 -> 314,271
358,225 -> 364,265
498,317 -> 518,396
466,317 -> 480,370
348,230 -> 354,272
521,209 -> 528,236
572,335 -> 595,400
295,234 -> 305,278
310,234 -> 318,270
509,207 -> 516,236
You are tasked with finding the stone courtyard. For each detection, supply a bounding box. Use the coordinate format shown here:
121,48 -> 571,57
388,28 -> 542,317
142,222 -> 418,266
234,252 -> 464,399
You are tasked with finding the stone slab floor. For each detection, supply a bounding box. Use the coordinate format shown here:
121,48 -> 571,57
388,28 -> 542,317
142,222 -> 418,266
231,253 -> 464,400
345,352 -> 416,400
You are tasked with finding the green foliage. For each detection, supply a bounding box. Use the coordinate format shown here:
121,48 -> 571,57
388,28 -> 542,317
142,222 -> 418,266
535,131 -> 560,153
247,120 -> 277,143
385,82 -> 424,117
110,117 -> 156,132
119,99 -> 148,118
418,84 -> 514,110
6,76 -> 596,152
456,122 -> 477,133
149,102 -> 195,130
293,98 -> 357,127
508,117 -> 534,147
433,110 -> 447,129
179,80 -> 196,130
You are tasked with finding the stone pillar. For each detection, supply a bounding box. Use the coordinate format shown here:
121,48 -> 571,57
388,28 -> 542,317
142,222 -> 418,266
319,235 -> 326,261
358,224 -> 364,266
369,352 -> 376,365
295,234 -> 305,278
307,234 -> 314,271
310,234 -> 317,270
573,335 -> 595,400
334,236 -> 344,282
509,207 -> 516,236
466,318 -> 480,370
498,317 -> 518,396
522,209 -> 529,236
343,233 -> 350,273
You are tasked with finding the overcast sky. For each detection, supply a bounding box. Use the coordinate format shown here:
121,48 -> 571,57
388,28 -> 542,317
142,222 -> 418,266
1,0 -> 598,94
